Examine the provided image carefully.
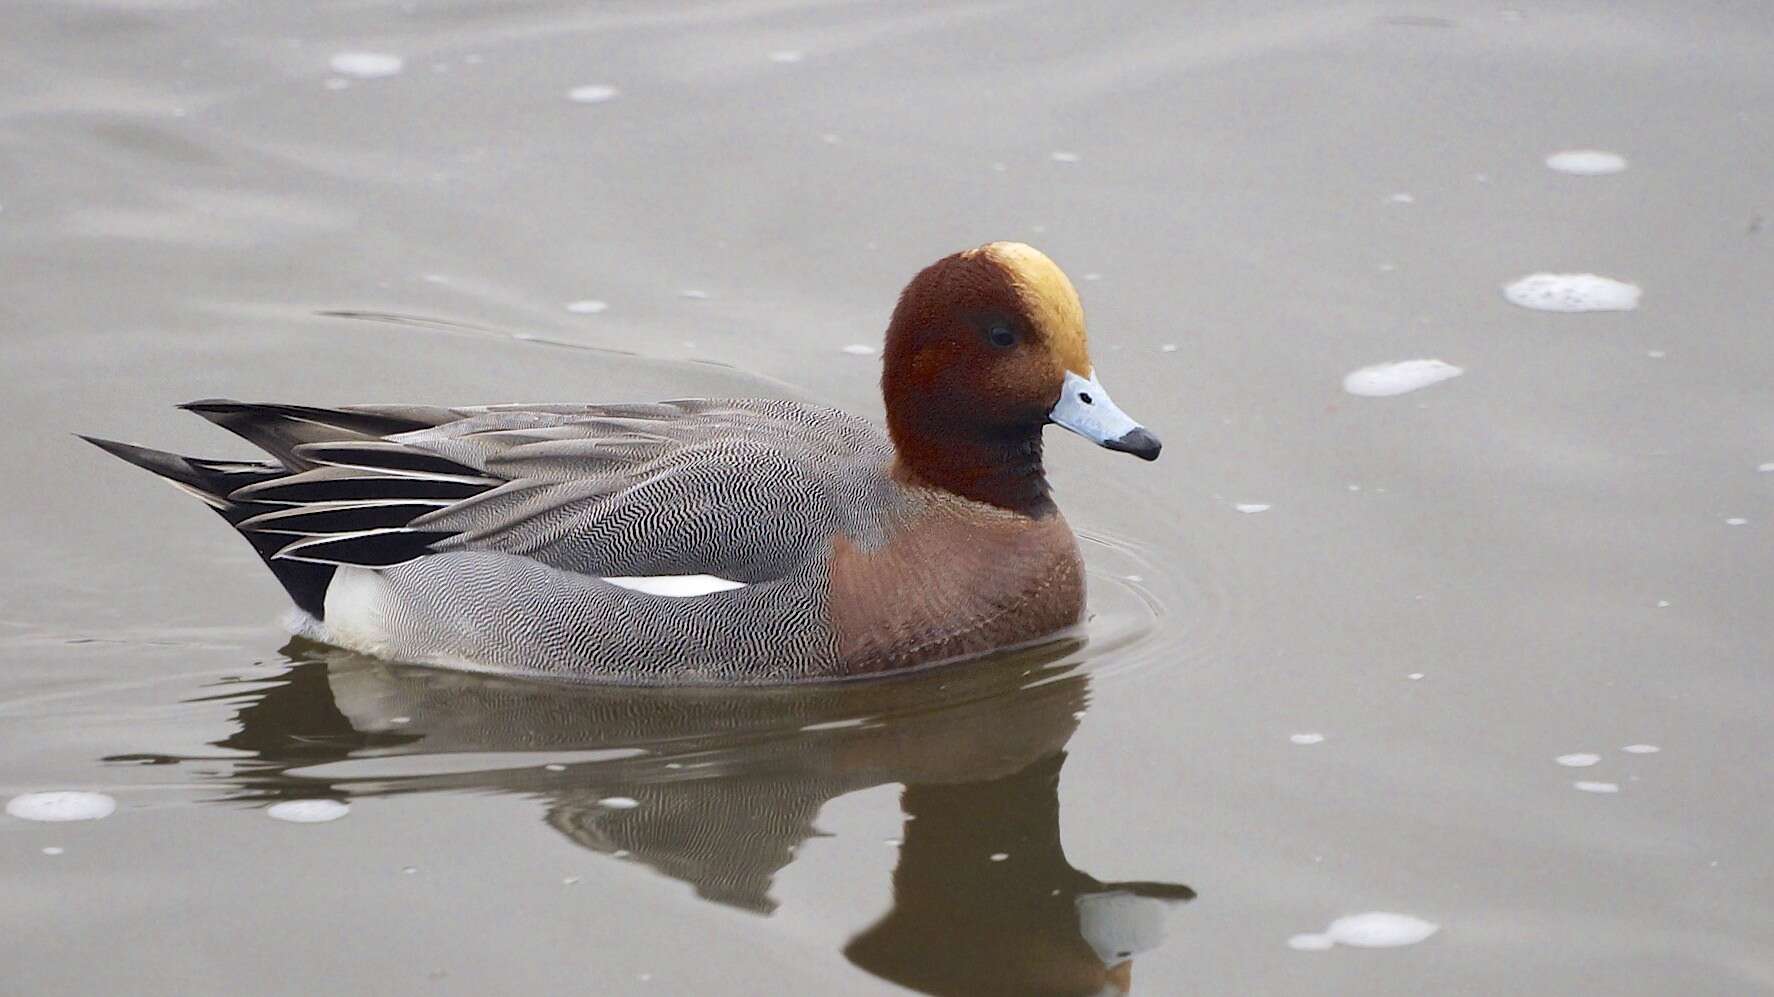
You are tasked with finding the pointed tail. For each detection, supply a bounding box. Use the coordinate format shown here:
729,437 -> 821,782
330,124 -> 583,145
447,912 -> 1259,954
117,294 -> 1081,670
79,435 -> 336,618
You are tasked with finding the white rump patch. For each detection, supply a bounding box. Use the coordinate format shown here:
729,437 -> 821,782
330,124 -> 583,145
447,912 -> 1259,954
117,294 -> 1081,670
601,574 -> 748,597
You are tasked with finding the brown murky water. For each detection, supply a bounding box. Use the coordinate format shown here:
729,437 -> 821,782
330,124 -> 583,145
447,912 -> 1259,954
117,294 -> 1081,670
3,2 -> 1772,994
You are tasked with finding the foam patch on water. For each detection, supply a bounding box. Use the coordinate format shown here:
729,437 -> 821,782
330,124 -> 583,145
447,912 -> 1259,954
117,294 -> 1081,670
329,52 -> 404,79
1546,150 -> 1628,175
1234,503 -> 1271,514
565,299 -> 607,314
768,50 -> 804,64
1573,781 -> 1619,794
1342,359 -> 1464,397
1051,151 -> 1081,163
1556,753 -> 1601,767
567,84 -> 619,104
6,791 -> 116,822
267,800 -> 349,823
1290,912 -> 1440,951
599,796 -> 639,809
1621,744 -> 1660,754
1503,273 -> 1641,312
1290,733 -> 1325,745
841,343 -> 876,356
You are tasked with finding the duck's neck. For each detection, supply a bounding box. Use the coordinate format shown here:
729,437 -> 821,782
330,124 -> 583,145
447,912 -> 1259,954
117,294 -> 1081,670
888,419 -> 1055,516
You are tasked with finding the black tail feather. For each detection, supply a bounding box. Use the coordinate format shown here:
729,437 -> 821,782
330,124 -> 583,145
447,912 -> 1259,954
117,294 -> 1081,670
177,399 -> 440,470
79,435 -> 336,618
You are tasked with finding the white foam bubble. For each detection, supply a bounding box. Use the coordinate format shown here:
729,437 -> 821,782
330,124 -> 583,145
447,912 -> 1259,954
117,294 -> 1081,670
989,852 -> 1009,862
42,846 -> 64,855
1757,463 -> 1774,473
1556,753 -> 1601,767
6,791 -> 116,822
1573,781 -> 1619,794
329,52 -> 404,79
1324,912 -> 1440,947
599,796 -> 639,809
1545,150 -> 1628,175
1159,343 -> 1178,353
266,799 -> 349,823
1388,192 -> 1415,204
1725,517 -> 1748,526
567,84 -> 619,104
768,50 -> 804,64
1621,744 -> 1660,754
1290,733 -> 1325,745
1342,359 -> 1464,397
1234,503 -> 1271,514
565,299 -> 607,314
1293,912 -> 1439,950
1051,151 -> 1081,163
1503,273 -> 1641,312
841,343 -> 876,356
680,289 -> 709,300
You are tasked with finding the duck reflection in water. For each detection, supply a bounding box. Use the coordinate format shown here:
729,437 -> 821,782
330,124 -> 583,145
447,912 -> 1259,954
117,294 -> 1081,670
115,638 -> 1193,995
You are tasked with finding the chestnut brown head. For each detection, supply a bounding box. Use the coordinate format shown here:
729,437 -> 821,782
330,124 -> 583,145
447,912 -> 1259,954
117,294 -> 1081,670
881,243 -> 1160,505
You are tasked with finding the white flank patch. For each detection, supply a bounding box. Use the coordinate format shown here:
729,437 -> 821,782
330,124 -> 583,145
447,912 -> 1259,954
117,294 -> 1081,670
1343,359 -> 1464,397
267,799 -> 350,823
329,52 -> 404,78
1503,273 -> 1641,312
322,567 -> 394,655
601,574 -> 747,597
1545,150 -> 1628,175
7,792 -> 116,822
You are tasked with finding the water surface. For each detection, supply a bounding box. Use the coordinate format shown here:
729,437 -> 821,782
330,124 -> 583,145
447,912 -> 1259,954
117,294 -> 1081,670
3,2 -> 1771,994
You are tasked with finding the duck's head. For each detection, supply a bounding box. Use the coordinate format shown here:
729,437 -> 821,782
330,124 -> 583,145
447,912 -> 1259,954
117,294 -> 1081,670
882,242 -> 1160,508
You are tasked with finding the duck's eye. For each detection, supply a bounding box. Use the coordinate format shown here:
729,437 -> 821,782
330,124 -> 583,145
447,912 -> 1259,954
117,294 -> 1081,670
987,326 -> 1017,348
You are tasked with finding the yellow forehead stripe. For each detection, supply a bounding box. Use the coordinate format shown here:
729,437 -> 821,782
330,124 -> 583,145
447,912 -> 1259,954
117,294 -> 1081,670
978,242 -> 1091,375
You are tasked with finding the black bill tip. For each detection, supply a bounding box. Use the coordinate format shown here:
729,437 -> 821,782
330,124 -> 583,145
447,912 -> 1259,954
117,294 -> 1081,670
1104,426 -> 1162,461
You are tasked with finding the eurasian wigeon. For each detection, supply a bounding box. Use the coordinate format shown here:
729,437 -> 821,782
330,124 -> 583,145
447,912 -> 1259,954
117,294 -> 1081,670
85,242 -> 1160,683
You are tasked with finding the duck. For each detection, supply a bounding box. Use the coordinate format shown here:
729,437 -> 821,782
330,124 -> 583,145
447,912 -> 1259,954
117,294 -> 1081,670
84,242 -> 1161,684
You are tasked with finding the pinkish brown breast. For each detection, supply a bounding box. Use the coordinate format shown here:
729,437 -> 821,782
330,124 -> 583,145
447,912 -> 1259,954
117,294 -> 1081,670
826,492 -> 1085,675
